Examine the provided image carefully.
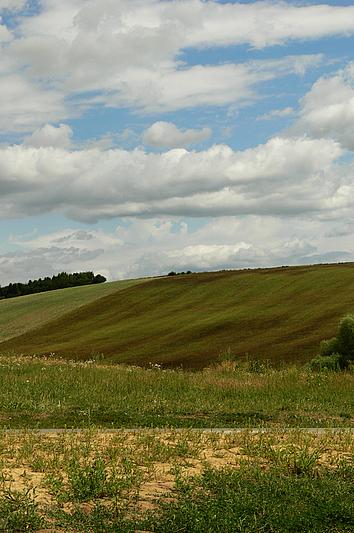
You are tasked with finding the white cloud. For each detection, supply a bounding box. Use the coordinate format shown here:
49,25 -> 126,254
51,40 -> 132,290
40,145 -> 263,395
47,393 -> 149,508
97,57 -> 321,114
0,0 -> 338,130
0,24 -> 12,42
0,0 -> 26,10
14,228 -> 123,251
0,74 -> 67,132
143,121 -> 211,148
290,63 -> 354,150
24,123 -> 73,149
165,243 -> 252,270
1,1 -> 354,284
257,107 -> 295,121
176,1 -> 354,49
21,0 -> 354,60
0,136 -> 348,222
3,214 -> 353,284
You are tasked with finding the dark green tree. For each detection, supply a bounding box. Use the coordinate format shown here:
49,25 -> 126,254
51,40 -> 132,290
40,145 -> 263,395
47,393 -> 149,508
315,314 -> 354,369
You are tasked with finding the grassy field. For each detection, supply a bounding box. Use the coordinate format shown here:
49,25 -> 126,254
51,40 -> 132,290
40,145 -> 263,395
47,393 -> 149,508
0,429 -> 352,532
0,266 -> 353,531
2,263 -> 354,367
0,278 -> 145,343
0,357 -> 352,429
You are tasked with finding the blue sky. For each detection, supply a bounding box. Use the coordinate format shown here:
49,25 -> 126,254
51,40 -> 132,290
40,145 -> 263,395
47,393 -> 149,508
0,0 -> 354,283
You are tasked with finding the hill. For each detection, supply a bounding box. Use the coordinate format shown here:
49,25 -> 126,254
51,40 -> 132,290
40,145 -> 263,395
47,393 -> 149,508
0,278 -> 145,342
1,263 -> 354,367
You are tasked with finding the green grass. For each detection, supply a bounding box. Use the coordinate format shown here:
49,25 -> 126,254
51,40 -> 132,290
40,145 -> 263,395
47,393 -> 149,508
0,278 -> 145,343
0,357 -> 352,429
0,429 -> 352,532
137,463 -> 354,533
2,263 -> 354,366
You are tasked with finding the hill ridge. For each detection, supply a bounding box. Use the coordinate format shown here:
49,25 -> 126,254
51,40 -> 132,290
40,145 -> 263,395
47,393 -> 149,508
1,263 -> 354,367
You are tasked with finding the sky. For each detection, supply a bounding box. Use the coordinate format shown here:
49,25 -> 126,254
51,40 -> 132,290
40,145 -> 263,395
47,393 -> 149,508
1,0 -> 354,284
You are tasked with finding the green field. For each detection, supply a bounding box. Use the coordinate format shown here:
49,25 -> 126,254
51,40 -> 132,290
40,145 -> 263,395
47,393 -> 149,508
0,357 -> 352,429
0,278 -> 145,343
2,263 -> 354,367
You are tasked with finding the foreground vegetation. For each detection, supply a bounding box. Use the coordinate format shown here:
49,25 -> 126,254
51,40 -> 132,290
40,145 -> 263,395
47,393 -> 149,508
0,357 -> 352,429
3,263 -> 354,366
0,429 -> 352,532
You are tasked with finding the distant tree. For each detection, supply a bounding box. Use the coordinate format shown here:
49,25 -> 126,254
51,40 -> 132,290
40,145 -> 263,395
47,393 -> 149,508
92,274 -> 106,284
167,270 -> 193,276
0,271 -> 106,300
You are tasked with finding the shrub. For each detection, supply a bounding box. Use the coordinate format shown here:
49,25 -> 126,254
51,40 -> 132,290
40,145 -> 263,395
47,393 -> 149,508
311,314 -> 354,370
319,337 -> 340,357
0,487 -> 44,532
308,354 -> 341,372
335,315 -> 354,365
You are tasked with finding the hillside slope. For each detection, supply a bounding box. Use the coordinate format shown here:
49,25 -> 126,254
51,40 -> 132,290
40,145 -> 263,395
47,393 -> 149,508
1,263 -> 354,367
0,278 -> 145,342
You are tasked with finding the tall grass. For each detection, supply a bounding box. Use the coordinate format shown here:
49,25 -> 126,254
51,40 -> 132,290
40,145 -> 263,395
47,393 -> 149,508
0,357 -> 352,428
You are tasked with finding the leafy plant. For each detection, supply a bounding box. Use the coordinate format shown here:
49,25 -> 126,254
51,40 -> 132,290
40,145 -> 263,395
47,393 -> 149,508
308,354 -> 341,371
67,456 -> 110,501
0,487 -> 44,532
137,464 -> 354,533
311,314 -> 354,370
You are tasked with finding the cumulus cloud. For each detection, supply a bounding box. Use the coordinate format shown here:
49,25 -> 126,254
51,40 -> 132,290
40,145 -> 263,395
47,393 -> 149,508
290,63 -> 354,151
177,1 -> 354,49
165,243 -> 253,270
0,0 -> 343,130
24,123 -> 73,149
97,56 -> 323,114
1,227 -> 123,284
143,121 -> 211,148
17,1 -> 354,59
257,107 -> 295,121
0,137 -> 347,222
0,75 -> 67,132
3,215 -> 353,284
0,0 -> 26,10
0,23 -> 11,42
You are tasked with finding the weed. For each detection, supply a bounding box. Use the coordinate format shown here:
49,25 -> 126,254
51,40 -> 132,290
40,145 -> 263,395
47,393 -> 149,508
0,487 -> 44,532
67,456 -> 111,501
0,429 -> 351,532
137,463 -> 354,533
276,446 -> 321,475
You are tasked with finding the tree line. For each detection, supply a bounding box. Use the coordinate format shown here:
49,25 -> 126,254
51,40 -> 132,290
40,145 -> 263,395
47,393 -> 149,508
0,271 -> 106,299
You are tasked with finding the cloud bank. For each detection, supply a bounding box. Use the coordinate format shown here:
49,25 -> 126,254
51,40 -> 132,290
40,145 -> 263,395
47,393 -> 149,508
0,136 -> 348,222
0,0 -> 352,130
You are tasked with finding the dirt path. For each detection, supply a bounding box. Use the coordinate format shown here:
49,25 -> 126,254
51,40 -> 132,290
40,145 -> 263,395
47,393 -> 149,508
2,427 -> 354,434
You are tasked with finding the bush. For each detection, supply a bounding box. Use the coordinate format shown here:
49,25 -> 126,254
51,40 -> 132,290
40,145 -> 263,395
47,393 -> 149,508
311,314 -> 354,370
308,354 -> 341,372
319,337 -> 340,357
335,315 -> 354,365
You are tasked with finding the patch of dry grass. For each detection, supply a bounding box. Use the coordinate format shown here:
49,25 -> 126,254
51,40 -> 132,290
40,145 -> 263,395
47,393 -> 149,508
0,429 -> 352,510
